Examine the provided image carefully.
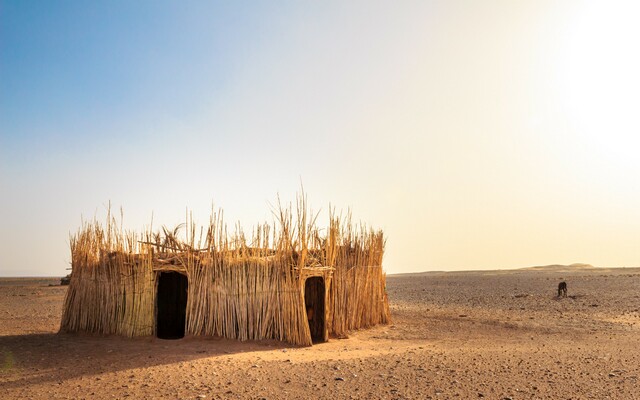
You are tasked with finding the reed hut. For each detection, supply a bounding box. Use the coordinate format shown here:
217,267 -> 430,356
60,199 -> 390,346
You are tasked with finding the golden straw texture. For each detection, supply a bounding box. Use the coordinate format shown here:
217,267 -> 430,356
60,197 -> 389,346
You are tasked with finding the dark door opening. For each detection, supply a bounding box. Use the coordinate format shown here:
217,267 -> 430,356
304,277 -> 326,343
156,272 -> 188,339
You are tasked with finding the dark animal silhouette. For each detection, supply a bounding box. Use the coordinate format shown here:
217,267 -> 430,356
557,281 -> 567,297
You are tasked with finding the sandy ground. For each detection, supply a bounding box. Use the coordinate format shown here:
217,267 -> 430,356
1,268 -> 639,399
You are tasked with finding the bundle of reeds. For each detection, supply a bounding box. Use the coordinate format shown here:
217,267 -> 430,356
327,216 -> 390,337
60,211 -> 155,337
60,195 -> 389,346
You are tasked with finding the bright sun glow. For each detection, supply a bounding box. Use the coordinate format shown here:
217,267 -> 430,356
559,1 -> 640,169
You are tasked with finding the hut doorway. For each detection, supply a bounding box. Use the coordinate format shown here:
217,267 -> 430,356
304,276 -> 326,343
156,272 -> 188,339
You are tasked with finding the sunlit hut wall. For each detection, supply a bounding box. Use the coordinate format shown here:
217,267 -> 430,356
329,217 -> 389,337
60,210 -> 156,337
60,198 -> 390,346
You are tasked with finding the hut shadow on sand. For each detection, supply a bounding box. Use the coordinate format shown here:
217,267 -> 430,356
0,332 -> 288,391
60,195 -> 390,347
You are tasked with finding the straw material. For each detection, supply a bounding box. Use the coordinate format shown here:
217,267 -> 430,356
60,198 -> 390,346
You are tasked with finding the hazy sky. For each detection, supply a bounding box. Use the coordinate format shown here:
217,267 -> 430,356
1,1 -> 639,276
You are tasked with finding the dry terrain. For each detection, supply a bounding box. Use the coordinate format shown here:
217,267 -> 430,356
1,267 -> 639,399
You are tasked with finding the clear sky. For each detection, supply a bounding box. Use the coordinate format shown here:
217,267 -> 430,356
1,0 -> 639,276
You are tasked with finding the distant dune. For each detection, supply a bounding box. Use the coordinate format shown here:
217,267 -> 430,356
392,263 -> 599,276
520,263 -> 596,272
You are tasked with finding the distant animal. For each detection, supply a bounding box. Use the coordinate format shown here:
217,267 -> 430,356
557,281 -> 567,297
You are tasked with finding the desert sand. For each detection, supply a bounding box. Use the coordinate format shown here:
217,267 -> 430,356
1,267 -> 639,399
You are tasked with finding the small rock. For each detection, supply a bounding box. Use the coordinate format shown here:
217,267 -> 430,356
335,377 -> 345,381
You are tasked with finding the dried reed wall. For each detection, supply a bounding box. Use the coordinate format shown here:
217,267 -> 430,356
60,223 -> 155,337
60,201 -> 390,346
329,228 -> 390,337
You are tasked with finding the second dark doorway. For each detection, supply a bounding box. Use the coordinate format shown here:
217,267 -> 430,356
156,272 -> 188,339
304,276 -> 326,343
